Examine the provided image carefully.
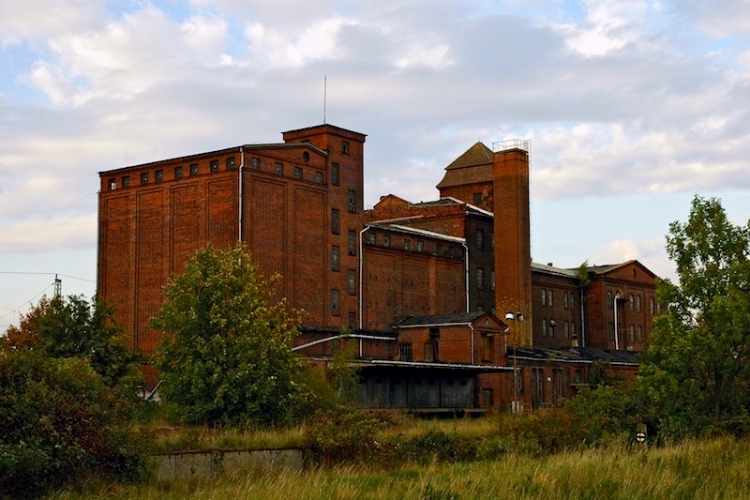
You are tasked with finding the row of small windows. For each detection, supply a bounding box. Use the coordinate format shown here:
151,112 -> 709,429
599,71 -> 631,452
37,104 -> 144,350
475,229 -> 493,252
609,323 -> 645,343
606,291 -> 659,314
364,232 -> 461,258
108,156 -> 340,191
540,290 -> 577,310
476,268 -> 495,291
540,318 -> 577,339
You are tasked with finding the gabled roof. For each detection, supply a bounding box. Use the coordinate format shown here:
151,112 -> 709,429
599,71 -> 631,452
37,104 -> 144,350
395,312 -> 506,329
584,260 -> 658,279
436,142 -> 494,189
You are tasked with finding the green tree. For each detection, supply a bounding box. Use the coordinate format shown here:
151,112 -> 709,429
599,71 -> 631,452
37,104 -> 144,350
152,243 -> 305,427
641,196 -> 750,436
3,295 -> 142,391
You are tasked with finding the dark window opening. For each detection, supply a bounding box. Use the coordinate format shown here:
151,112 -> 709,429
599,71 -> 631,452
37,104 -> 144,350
140,172 -> 148,185
121,176 -> 130,188
331,289 -> 339,316
174,167 -> 183,180
331,162 -> 340,186
348,190 -> 356,213
226,157 -> 236,170
190,163 -> 199,177
210,160 -> 219,172
331,209 -> 340,235
155,170 -> 163,183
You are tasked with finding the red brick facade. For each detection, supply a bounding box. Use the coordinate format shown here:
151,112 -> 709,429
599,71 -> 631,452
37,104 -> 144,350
98,123 -> 656,412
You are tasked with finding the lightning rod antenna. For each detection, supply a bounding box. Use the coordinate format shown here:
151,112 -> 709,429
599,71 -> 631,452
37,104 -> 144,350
323,75 -> 327,124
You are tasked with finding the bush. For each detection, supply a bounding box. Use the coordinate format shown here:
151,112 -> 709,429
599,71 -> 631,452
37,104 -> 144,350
0,350 -> 150,498
304,408 -> 388,466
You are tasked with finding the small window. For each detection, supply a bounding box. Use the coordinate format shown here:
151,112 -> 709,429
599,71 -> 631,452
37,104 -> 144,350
481,334 -> 494,362
275,162 -> 283,175
629,294 -> 635,312
541,289 -> 547,306
650,297 -> 655,314
155,170 -> 163,183
490,270 -> 495,291
477,229 -> 484,251
348,312 -> 356,331
108,178 -> 116,190
174,166 -> 183,180
210,160 -> 219,172
331,245 -> 340,271
226,157 -> 236,170
190,163 -> 199,177
436,243 -> 443,255
629,325 -> 635,343
637,325 -> 643,342
251,157 -> 260,169
548,289 -> 553,307
473,192 -> 482,205
404,239 -> 411,251
302,151 -> 310,162
315,171 -> 324,184
348,190 -> 356,213
342,140 -> 350,154
331,209 -> 340,235
424,342 -> 435,362
564,292 -> 569,309
483,388 -> 493,406
348,270 -> 356,295
542,318 -> 548,337
636,295 -> 642,312
348,230 -> 356,256
564,321 -> 570,339
607,291 -> 613,309
331,290 -> 339,316
570,294 -> 574,310
477,268 -> 484,290
367,232 -> 376,244
331,162 -> 340,186
416,240 -> 424,252
294,166 -> 302,179
140,172 -> 148,185
399,343 -> 412,361
121,176 -> 130,187
383,235 -> 390,247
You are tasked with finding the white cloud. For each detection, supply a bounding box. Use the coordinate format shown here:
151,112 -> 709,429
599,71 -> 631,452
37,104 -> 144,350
0,214 -> 96,253
0,0 -> 106,45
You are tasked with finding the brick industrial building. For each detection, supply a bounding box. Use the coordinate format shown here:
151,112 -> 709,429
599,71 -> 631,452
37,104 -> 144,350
98,123 -> 657,412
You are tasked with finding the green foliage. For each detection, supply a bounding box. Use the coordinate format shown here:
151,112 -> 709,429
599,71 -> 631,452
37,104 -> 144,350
328,336 -> 361,404
304,408 -> 388,465
2,295 -> 143,392
153,243 -> 305,428
640,196 -> 750,436
0,350 -> 150,498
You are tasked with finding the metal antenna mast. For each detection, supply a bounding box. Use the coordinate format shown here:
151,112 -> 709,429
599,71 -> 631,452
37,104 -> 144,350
53,274 -> 62,298
323,75 -> 327,124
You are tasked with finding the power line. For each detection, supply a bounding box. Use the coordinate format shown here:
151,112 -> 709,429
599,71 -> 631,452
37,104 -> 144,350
0,271 -> 95,283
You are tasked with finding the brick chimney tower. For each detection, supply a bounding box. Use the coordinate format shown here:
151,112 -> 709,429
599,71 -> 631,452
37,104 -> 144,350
492,141 -> 532,347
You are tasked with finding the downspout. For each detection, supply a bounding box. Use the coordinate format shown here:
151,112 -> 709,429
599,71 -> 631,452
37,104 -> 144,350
469,323 -> 475,364
579,288 -> 585,347
238,146 -> 245,242
462,241 -> 470,313
614,292 -> 620,350
359,226 -> 370,331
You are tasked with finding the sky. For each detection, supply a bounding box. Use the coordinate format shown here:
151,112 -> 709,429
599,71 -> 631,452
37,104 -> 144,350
1,0 -> 749,331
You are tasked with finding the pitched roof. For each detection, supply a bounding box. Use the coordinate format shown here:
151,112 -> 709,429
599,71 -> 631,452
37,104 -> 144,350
395,312 -> 492,328
436,142 -> 494,189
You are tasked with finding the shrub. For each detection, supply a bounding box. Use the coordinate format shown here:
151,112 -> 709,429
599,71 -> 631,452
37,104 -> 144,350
0,350 -> 150,498
304,408 -> 388,466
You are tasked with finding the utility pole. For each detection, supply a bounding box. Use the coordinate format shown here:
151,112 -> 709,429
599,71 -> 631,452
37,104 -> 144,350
54,274 -> 62,299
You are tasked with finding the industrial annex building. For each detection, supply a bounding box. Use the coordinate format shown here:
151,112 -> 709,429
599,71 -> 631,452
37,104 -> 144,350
98,123 -> 657,412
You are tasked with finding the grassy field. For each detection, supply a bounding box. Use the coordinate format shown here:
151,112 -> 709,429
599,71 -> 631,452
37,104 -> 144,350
52,436 -> 750,499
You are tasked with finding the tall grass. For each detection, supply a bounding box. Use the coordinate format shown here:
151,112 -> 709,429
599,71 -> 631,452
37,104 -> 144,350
53,437 -> 750,499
